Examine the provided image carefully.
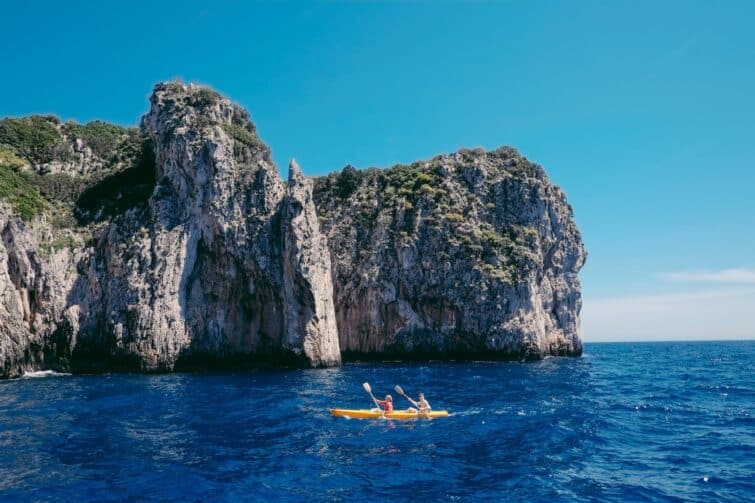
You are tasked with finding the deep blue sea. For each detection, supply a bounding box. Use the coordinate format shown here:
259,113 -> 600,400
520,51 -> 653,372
1,341 -> 753,502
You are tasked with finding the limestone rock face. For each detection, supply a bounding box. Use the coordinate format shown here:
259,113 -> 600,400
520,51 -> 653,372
281,160 -> 341,367
0,83 -> 341,376
313,148 -> 586,360
71,83 -> 340,371
0,209 -> 82,378
0,82 -> 585,378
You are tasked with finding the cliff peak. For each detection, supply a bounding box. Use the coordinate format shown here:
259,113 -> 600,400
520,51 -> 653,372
288,158 -> 305,184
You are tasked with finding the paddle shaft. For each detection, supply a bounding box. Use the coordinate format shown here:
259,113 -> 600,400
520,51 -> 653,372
395,385 -> 420,409
363,382 -> 384,415
368,390 -> 380,409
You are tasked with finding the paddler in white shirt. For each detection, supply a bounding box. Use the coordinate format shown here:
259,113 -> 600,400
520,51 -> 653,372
406,392 -> 431,413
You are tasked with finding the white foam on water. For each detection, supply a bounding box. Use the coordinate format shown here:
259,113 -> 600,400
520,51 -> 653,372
21,370 -> 71,379
452,407 -> 484,417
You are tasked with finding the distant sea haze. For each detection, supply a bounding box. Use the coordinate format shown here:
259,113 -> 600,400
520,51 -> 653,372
582,286 -> 755,342
1,341 -> 752,501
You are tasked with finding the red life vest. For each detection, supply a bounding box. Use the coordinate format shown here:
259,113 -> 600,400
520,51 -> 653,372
377,400 -> 393,413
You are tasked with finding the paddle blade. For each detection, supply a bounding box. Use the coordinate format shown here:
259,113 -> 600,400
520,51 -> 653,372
394,385 -> 404,395
362,382 -> 372,393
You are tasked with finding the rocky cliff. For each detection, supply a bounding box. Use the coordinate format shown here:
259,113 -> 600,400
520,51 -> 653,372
314,149 -> 585,360
0,82 -> 584,378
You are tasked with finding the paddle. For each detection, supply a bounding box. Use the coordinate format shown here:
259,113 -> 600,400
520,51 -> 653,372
363,382 -> 384,416
394,384 -> 409,400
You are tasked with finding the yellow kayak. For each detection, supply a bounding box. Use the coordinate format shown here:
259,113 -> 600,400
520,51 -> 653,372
330,408 -> 449,420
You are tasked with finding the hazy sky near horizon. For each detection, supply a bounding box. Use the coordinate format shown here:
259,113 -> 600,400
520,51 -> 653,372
1,1 -> 753,341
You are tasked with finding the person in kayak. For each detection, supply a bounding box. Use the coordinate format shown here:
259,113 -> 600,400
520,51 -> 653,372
373,394 -> 394,413
406,392 -> 431,413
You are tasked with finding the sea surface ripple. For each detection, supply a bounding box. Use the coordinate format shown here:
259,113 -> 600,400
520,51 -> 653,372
1,341 -> 753,502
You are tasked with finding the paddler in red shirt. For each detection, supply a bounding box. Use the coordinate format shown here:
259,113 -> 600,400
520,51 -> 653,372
374,394 -> 394,413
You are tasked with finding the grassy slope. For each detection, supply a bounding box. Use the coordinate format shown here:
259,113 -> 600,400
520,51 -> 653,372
0,148 -> 48,220
0,116 -> 154,225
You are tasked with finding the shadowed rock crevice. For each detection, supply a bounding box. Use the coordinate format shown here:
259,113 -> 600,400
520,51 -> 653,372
74,141 -> 156,224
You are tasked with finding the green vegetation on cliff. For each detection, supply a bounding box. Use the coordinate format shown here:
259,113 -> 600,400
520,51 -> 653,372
0,116 -> 155,225
0,162 -> 49,220
222,122 -> 260,148
61,120 -> 125,159
313,148 -> 541,285
0,116 -> 63,164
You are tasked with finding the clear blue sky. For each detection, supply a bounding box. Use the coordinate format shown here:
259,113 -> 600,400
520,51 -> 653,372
2,0 -> 753,340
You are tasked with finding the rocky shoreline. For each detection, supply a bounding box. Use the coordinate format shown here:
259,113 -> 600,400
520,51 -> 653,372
0,82 -> 585,378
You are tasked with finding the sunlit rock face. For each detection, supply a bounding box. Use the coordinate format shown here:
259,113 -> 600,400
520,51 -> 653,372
0,83 -> 584,378
313,148 -> 585,361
